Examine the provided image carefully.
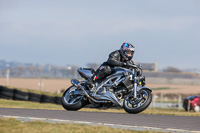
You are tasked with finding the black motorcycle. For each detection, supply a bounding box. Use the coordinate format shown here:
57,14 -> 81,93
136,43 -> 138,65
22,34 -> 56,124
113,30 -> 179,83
61,64 -> 152,114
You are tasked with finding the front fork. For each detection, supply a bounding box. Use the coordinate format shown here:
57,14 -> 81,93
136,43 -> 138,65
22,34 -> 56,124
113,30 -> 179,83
133,69 -> 137,98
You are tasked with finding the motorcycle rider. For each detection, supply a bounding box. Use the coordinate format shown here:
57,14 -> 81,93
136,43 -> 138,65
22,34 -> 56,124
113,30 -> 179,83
86,42 -> 136,88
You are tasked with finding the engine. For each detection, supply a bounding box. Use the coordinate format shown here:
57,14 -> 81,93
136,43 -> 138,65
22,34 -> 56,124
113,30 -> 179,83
97,87 -> 106,95
114,86 -> 129,100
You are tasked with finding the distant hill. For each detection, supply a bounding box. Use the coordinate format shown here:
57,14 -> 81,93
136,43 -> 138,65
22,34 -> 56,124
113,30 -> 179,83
0,60 -> 7,69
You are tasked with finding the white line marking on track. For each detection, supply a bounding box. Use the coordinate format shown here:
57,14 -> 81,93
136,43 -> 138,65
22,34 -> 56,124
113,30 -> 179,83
0,115 -> 199,133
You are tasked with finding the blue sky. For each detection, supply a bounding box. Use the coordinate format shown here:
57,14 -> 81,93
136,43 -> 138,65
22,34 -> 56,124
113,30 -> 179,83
0,0 -> 200,69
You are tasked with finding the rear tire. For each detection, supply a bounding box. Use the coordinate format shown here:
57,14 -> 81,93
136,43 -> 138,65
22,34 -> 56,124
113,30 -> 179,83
61,86 -> 87,111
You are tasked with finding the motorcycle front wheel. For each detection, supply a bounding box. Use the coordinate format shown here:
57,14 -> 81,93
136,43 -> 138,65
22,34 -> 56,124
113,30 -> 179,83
61,85 -> 87,111
123,88 -> 152,114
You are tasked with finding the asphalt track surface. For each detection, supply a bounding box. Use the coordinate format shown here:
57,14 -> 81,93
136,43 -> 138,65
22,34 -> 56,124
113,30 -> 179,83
0,108 -> 200,133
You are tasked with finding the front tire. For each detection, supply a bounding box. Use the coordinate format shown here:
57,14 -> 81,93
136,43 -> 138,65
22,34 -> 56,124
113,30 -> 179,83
123,89 -> 152,114
61,86 -> 87,111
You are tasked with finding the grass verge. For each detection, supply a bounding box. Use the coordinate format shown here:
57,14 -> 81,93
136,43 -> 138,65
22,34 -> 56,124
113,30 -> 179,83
151,87 -> 171,91
0,99 -> 200,117
0,118 -> 165,133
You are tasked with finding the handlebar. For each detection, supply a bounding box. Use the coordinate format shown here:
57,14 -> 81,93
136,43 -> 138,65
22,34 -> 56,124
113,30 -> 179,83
127,64 -> 143,76
126,63 -> 142,69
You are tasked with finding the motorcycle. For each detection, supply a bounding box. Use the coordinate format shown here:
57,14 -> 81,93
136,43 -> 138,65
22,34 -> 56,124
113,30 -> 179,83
61,64 -> 152,114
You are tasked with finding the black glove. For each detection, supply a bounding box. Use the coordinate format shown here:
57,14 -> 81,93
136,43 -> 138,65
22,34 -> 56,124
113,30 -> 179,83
121,62 -> 127,66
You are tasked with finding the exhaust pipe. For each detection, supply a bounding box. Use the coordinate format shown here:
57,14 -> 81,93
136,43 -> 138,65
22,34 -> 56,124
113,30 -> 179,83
71,79 -> 81,87
71,79 -> 109,104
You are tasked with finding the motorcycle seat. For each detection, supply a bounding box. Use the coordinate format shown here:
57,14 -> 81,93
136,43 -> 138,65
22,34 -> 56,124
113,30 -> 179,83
80,68 -> 95,74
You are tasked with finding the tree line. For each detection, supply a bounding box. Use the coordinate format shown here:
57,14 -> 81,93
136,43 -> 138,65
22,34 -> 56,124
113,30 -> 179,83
0,63 -> 99,78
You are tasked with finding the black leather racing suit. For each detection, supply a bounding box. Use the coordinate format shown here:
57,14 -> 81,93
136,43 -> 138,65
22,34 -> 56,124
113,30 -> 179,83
93,50 -> 135,81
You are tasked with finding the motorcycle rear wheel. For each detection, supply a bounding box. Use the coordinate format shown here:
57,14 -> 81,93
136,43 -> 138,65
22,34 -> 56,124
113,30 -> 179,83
61,85 -> 87,111
123,89 -> 152,114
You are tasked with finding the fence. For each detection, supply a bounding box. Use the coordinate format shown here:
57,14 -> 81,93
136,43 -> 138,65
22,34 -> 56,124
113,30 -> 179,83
149,93 -> 195,112
146,77 -> 200,85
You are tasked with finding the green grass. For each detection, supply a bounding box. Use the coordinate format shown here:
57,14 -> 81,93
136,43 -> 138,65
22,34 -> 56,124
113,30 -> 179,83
0,99 -> 63,110
0,99 -> 200,117
151,87 -> 171,90
0,118 -> 165,133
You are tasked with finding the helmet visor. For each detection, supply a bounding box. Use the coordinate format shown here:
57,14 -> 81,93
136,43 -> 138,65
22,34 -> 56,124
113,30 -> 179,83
125,50 -> 134,57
